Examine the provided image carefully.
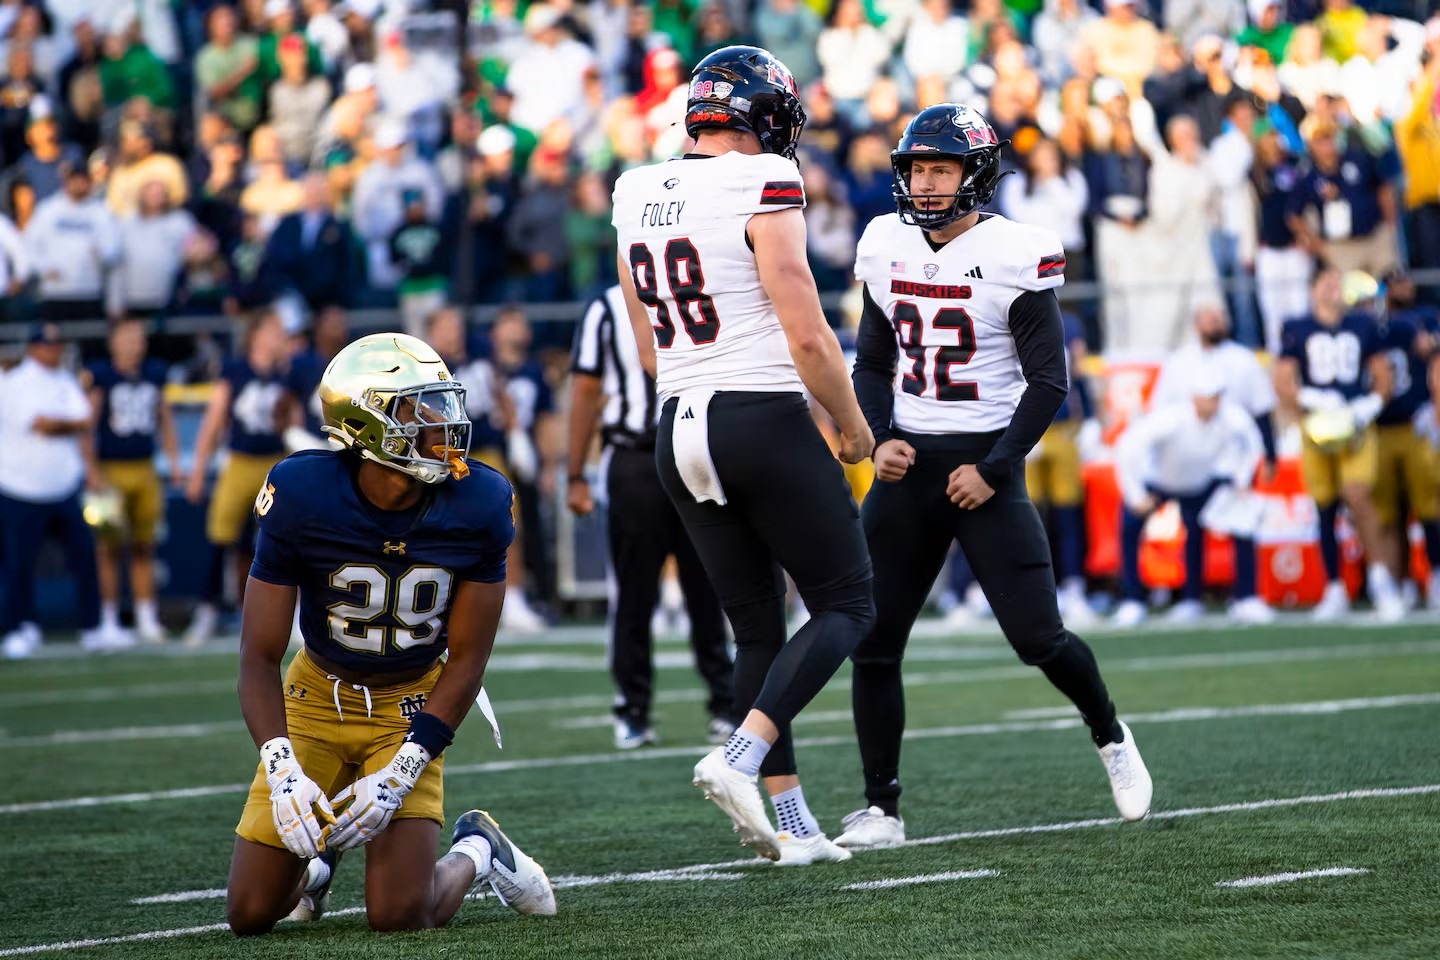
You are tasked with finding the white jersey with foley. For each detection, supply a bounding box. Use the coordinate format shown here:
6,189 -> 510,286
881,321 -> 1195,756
612,152 -> 807,402
854,212 -> 1066,434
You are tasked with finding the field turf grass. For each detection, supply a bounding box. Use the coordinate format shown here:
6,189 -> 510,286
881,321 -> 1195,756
2,618 -> 1438,959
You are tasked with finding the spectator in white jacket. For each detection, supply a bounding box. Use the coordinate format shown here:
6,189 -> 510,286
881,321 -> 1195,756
23,162 -> 120,321
999,136 -> 1089,277
902,0 -> 969,88
351,117 -> 443,290
115,181 -> 202,317
1207,93 -> 1261,346
1112,361 -> 1268,627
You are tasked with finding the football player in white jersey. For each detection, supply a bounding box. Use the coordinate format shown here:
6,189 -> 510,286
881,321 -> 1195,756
612,45 -> 876,866
835,105 -> 1153,850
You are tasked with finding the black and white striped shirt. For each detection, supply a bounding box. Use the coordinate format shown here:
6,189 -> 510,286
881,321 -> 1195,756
570,285 -> 657,449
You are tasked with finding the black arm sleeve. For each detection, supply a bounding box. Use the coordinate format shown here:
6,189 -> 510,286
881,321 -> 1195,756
975,289 -> 1069,490
852,286 -> 899,447
1255,412 -> 1277,465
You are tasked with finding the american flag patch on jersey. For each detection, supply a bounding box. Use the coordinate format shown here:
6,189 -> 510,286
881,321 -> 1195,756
1037,254 -> 1066,279
890,261 -> 906,273
759,180 -> 804,205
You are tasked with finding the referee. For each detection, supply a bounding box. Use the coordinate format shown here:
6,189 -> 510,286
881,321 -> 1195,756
567,284 -> 735,750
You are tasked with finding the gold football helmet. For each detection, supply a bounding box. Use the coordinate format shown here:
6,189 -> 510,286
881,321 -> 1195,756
319,333 -> 471,484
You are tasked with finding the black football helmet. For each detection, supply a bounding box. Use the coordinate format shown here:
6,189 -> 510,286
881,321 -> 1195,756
684,45 -> 807,160
892,104 -> 1006,230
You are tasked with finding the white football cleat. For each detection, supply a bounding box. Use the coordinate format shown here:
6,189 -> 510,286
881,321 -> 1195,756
1097,721 -> 1152,822
452,809 -> 556,916
964,583 -> 993,619
691,746 -> 780,861
1,626 -> 37,660
1427,572 -> 1440,612
1228,596 -> 1275,625
706,716 -> 736,744
1164,599 -> 1204,624
834,806 -> 906,850
182,603 -> 217,647
775,831 -> 853,867
943,603 -> 978,630
501,595 -> 546,634
287,848 -> 337,922
135,621 -> 169,645
1111,600 -> 1147,628
1311,581 -> 1350,621
612,718 -> 656,750
1058,578 -> 1097,626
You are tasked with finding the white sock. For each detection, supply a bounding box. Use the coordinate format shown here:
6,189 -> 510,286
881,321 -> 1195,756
721,729 -> 769,778
303,855 -> 332,894
136,600 -> 160,630
451,835 -> 494,880
101,602 -> 120,630
769,785 -> 820,839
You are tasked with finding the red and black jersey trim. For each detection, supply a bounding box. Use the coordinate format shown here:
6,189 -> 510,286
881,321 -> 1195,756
1037,254 -> 1066,279
759,180 -> 805,205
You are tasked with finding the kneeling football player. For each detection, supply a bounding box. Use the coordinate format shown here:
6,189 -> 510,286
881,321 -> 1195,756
225,333 -> 555,935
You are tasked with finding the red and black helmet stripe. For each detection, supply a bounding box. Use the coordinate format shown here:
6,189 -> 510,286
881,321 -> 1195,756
759,180 -> 804,205
1038,254 -> 1066,279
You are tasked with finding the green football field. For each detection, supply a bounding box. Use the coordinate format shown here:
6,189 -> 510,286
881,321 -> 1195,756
3,617 -> 1439,959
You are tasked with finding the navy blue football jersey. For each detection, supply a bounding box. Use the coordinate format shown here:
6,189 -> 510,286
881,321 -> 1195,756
1376,311 -> 1435,425
1279,313 -> 1380,401
224,358 -> 287,455
285,349 -> 328,436
90,359 -> 167,461
250,451 -> 514,672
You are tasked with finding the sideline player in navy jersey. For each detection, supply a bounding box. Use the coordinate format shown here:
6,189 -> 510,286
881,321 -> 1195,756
225,333 -> 555,936
284,305 -> 350,451
838,105 -> 1151,850
87,317 -> 179,646
184,312 -> 293,646
1274,266 -> 1399,621
1370,273 -> 1440,603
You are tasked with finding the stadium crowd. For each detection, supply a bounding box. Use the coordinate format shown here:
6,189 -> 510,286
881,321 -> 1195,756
1,0 -> 1440,657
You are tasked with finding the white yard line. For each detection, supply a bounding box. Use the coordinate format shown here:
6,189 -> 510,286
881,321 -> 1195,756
843,870 -> 1001,891
131,889 -> 227,905
9,691 -> 1439,817
1215,867 -> 1371,888
63,781 -> 1436,960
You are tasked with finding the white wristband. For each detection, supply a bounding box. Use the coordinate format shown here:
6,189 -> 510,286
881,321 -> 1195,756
387,741 -> 431,792
260,736 -> 296,786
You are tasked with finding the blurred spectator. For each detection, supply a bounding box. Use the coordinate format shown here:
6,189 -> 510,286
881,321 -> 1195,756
801,83 -> 853,170
842,130 -> 899,237
1278,23 -> 1341,112
196,5 -> 262,134
392,188 -> 448,338
193,123 -> 246,253
107,121 -> 188,217
1088,112 -> 1151,350
1000,136 -> 1090,281
754,0 -> 824,90
1236,0 -> 1292,67
312,61 -> 377,168
262,172 -> 355,311
255,0 -> 323,91
1208,93 -> 1260,345
0,208 -> 29,312
1317,0 -> 1367,63
507,147 -> 574,302
443,124 -> 520,305
818,0 -> 892,127
1286,119 -> 1397,278
1251,122 -> 1311,350
1165,0 -> 1245,53
903,0 -> 969,91
0,45 -> 42,164
1396,40 -> 1440,280
1139,115 -> 1221,352
352,117 -> 443,291
1337,14 -> 1425,125
98,22 -> 176,114
0,324 -> 104,659
1082,0 -> 1160,99
57,16 -> 104,153
375,27 -> 457,157
239,125 -> 304,235
9,113 -> 85,208
268,34 -> 331,166
506,4 -> 595,137
24,163 -> 120,322
564,169 -> 617,301
302,0 -> 351,73
1033,0 -> 1100,85
1,6 -> 59,83
226,211 -> 274,312
115,181 -> 204,318
800,159 -> 856,293
635,47 -> 686,144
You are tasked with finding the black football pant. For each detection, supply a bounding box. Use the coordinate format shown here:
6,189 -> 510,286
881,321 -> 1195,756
605,445 -> 733,727
658,392 -> 875,778
851,436 -> 1118,816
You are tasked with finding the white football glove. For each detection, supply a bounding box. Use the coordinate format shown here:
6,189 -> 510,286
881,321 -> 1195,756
1347,392 -> 1384,430
262,736 -> 334,860
1297,387 -> 1346,412
326,742 -> 431,852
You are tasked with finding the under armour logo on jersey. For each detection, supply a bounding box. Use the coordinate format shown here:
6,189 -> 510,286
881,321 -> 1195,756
383,541 -> 407,555
924,263 -> 939,279
963,266 -> 985,280
680,407 -> 695,420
